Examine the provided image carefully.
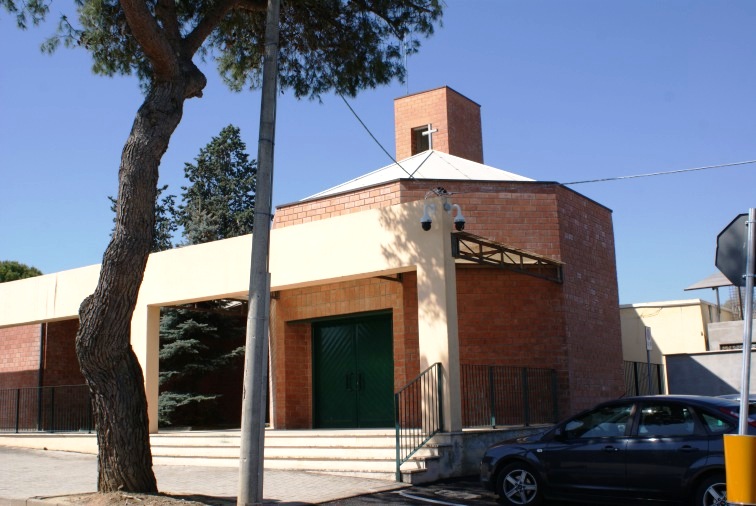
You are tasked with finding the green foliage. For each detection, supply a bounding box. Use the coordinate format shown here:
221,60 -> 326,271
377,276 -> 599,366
178,125 -> 257,245
0,260 -> 42,282
5,0 -> 442,99
1,0 -> 48,29
215,1 -> 443,98
157,392 -> 220,427
158,304 -> 246,427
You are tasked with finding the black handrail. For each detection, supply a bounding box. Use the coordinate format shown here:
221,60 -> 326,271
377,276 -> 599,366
394,362 -> 442,481
0,385 -> 92,433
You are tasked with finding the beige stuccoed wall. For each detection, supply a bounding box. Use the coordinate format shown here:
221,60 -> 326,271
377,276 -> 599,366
0,198 -> 462,433
620,299 -> 734,363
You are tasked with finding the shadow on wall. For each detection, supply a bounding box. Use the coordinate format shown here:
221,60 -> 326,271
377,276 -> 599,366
665,352 -> 756,396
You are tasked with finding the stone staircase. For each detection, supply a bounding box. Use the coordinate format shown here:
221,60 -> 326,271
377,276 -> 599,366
0,429 -> 445,483
150,429 -> 440,483
149,429 -> 444,483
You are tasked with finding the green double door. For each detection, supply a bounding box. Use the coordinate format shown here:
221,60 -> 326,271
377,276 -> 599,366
312,314 -> 394,428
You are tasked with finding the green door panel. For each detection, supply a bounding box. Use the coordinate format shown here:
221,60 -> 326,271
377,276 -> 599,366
312,314 -> 393,428
312,321 -> 356,428
355,317 -> 394,427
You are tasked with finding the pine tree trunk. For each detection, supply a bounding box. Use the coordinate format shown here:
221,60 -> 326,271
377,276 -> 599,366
76,79 -> 188,493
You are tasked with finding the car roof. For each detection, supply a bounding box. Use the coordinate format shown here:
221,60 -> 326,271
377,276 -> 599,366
601,394 -> 739,408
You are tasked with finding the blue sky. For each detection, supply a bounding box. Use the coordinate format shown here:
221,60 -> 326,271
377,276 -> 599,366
1,1 -> 755,305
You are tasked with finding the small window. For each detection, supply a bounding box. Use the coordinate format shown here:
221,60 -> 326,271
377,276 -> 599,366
638,403 -> 695,437
700,412 -> 733,435
411,125 -> 435,154
564,404 -> 633,439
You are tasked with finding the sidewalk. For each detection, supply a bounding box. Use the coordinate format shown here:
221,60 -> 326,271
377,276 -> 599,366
0,446 -> 407,505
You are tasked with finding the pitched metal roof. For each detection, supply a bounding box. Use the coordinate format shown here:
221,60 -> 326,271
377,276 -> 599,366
684,271 -> 733,291
302,150 -> 533,201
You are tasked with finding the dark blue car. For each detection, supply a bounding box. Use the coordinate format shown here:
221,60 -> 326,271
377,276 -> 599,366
480,395 -> 756,506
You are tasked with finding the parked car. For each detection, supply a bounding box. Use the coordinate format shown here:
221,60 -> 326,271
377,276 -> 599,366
480,395 -> 756,506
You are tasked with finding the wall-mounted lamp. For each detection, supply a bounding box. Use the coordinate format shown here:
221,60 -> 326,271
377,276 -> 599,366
420,188 -> 465,232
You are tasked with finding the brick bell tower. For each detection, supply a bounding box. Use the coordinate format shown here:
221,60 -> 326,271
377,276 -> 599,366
394,86 -> 484,163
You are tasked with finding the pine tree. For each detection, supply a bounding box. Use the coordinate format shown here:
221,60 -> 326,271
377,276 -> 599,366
158,125 -> 255,427
178,125 -> 256,245
158,303 -> 245,427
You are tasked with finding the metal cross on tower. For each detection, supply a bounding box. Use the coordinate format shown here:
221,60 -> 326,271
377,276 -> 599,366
421,123 -> 438,149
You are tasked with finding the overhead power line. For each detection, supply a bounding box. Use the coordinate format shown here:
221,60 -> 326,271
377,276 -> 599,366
337,93 -> 414,178
563,159 -> 756,185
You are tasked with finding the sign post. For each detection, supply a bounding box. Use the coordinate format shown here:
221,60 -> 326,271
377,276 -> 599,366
645,326 -> 653,393
718,209 -> 756,505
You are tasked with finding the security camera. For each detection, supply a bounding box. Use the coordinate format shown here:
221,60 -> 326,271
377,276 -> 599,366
454,217 -> 465,231
420,204 -> 434,232
452,204 -> 465,231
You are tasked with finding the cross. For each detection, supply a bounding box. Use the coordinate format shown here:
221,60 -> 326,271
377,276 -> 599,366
421,123 -> 438,150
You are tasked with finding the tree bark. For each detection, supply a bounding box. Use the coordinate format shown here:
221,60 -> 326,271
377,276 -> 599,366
76,74 -> 202,492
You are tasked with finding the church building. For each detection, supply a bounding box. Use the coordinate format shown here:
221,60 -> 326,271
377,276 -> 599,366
0,86 -> 624,439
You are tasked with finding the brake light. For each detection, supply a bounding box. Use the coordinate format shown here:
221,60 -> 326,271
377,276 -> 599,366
719,407 -> 756,428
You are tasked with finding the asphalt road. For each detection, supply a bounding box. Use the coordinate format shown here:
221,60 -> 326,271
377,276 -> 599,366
322,475 -> 617,506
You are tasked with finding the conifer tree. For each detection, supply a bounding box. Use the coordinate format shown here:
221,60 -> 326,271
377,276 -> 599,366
158,124 -> 254,427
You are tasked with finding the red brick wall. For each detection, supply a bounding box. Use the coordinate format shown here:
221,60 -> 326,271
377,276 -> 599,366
456,267 -> 570,415
270,276 -> 414,428
0,324 -> 41,389
555,188 -> 625,410
446,90 -> 484,163
272,182 -> 402,229
42,320 -> 85,387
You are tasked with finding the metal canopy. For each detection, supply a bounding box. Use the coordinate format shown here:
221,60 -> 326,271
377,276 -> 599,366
451,231 -> 563,283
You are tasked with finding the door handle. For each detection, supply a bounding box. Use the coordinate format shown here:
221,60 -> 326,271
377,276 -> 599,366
603,445 -> 619,452
679,445 -> 697,453
356,373 -> 363,391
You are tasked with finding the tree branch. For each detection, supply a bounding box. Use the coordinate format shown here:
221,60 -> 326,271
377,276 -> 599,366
155,0 -> 181,44
119,0 -> 178,77
183,0 -> 266,57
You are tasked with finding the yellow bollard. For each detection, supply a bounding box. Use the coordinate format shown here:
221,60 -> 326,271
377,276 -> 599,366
724,434 -> 756,505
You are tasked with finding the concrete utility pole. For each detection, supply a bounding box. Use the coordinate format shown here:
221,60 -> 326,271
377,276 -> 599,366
238,0 -> 280,504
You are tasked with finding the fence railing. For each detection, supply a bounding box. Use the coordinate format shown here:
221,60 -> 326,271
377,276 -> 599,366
624,361 -> 665,396
0,385 -> 92,433
394,362 -> 442,481
460,364 -> 558,428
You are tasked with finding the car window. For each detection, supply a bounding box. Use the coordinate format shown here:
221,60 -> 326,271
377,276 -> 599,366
699,411 -> 734,435
563,404 -> 633,439
638,403 -> 696,437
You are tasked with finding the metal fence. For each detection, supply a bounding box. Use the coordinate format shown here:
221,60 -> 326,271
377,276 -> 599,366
460,364 -> 558,428
0,385 -> 92,433
394,362 -> 442,481
623,361 -> 665,396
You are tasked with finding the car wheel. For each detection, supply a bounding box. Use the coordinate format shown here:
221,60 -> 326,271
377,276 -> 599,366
693,473 -> 727,506
495,462 -> 543,506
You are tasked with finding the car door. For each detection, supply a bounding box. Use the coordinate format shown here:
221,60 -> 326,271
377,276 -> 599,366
540,402 -> 634,499
624,400 -> 710,501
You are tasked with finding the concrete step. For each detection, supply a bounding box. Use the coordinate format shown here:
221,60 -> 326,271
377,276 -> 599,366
0,429 -> 443,482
